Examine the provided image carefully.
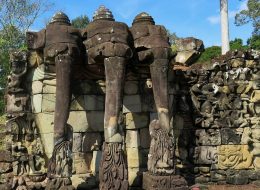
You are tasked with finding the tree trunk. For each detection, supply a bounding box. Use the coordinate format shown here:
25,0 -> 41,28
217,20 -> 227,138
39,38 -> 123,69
220,0 -> 230,55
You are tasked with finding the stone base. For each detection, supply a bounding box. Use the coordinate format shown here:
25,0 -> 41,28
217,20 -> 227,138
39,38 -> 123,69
142,172 -> 188,190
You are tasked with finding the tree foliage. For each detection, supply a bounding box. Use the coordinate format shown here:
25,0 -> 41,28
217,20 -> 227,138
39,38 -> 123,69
71,15 -> 90,29
0,0 -> 53,114
235,0 -> 260,35
197,46 -> 221,63
230,38 -> 249,50
247,34 -> 260,50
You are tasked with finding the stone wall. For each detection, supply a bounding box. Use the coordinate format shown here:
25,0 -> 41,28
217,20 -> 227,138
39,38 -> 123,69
0,49 -> 259,189
23,63 -> 177,189
181,50 -> 260,185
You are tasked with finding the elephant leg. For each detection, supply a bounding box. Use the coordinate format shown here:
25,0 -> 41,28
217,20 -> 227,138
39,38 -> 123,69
150,58 -> 170,132
99,56 -> 128,190
54,54 -> 72,144
103,56 -> 125,143
47,54 -> 73,181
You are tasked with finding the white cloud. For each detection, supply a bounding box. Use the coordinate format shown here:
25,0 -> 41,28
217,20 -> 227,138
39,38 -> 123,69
207,0 -> 248,24
207,15 -> 220,24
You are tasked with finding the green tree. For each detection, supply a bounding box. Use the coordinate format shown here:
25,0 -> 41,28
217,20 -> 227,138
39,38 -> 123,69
0,0 -> 53,114
235,0 -> 260,35
247,34 -> 260,50
197,46 -> 221,62
71,15 -> 90,29
230,38 -> 249,50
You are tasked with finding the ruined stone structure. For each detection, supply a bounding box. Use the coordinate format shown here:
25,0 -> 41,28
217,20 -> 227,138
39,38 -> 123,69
0,5 -> 260,190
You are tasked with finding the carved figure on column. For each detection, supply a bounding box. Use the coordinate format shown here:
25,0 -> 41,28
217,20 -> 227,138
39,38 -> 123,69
27,12 -> 84,190
82,5 -> 132,190
130,13 -> 188,189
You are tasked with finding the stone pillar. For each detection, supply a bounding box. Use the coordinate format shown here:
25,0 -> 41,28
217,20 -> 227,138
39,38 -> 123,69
130,12 -> 189,190
82,6 -> 132,190
220,0 -> 230,55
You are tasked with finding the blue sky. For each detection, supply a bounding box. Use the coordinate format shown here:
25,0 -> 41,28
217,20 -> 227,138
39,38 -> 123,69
31,0 -> 253,47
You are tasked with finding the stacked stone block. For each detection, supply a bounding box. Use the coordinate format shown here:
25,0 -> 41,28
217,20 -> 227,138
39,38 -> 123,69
183,50 -> 260,185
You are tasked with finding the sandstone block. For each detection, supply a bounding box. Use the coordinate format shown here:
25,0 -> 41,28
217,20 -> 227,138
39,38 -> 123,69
221,128 -> 242,145
124,81 -> 139,95
84,95 -> 104,111
139,128 -> 150,149
128,167 -> 142,187
82,132 -> 102,152
0,162 -> 12,173
32,81 -> 43,94
70,95 -> 85,111
73,133 -> 83,152
40,133 -> 54,158
73,152 -> 92,174
31,94 -> 42,113
67,111 -> 104,132
90,150 -> 102,175
125,112 -> 149,129
127,148 -> 141,168
195,129 -> 221,146
150,112 -> 158,121
140,148 -> 149,168
126,130 -> 140,148
42,93 -> 55,112
35,112 -> 54,134
217,145 -> 253,169
42,83 -> 56,94
123,95 -> 142,113
194,146 -> 217,164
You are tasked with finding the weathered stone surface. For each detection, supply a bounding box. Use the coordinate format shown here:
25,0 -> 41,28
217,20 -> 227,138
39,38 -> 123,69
150,112 -> 158,121
123,95 -> 142,113
70,95 -> 85,111
0,150 -> 12,162
31,94 -> 42,113
126,130 -> 140,148
73,152 -> 92,174
175,37 -> 204,66
42,83 -> 56,94
139,128 -> 151,149
217,145 -> 253,169
125,112 -> 149,129
128,167 -> 143,187
196,129 -> 221,146
67,111 -> 104,132
221,128 -> 242,145
90,150 -> 102,176
84,95 -> 104,111
32,81 -> 43,94
73,133 -> 83,152
82,132 -> 102,152
127,147 -> 141,168
41,133 -> 54,158
0,162 -> 12,173
194,146 -> 217,164
143,172 -> 189,190
124,81 -> 139,95
35,112 -> 54,134
140,148 -> 149,168
42,93 -> 55,112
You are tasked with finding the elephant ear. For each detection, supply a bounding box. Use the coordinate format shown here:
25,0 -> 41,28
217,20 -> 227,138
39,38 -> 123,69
26,29 -> 46,50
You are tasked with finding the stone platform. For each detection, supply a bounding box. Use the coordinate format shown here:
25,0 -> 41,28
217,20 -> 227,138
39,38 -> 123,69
142,172 -> 189,190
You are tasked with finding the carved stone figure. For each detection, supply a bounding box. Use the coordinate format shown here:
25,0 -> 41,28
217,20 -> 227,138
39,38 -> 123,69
82,6 -> 132,190
6,51 -> 29,115
27,12 -> 84,189
130,12 -> 188,189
